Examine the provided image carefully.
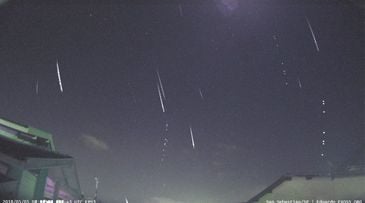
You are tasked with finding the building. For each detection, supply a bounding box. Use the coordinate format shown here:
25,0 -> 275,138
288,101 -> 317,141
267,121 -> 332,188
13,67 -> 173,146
245,174 -> 365,203
0,117 -> 82,200
244,145 -> 365,202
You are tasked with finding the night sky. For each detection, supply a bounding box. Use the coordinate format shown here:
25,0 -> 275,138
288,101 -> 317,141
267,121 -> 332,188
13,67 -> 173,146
0,1 -> 364,202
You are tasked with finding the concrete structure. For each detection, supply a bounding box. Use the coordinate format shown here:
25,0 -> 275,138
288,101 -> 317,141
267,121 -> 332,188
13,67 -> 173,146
0,118 -> 82,200
245,145 -> 365,202
245,174 -> 365,203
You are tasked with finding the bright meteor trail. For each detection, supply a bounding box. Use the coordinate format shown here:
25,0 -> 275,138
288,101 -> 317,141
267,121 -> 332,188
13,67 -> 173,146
157,83 -> 166,112
305,16 -> 320,52
56,60 -> 63,92
189,125 -> 195,149
156,69 -> 166,99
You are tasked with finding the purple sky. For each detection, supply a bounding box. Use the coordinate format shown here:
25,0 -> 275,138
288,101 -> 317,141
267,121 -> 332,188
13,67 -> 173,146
0,1 -> 363,202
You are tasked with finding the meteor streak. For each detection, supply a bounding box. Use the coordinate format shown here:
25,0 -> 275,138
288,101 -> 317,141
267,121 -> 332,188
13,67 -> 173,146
297,78 -> 302,88
189,125 -> 195,149
305,16 -> 320,52
156,69 -> 166,99
199,88 -> 204,100
56,60 -> 63,92
35,80 -> 39,94
157,83 -> 166,112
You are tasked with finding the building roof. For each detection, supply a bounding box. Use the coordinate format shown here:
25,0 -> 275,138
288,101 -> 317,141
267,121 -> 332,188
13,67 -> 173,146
245,173 -> 365,203
245,175 -> 307,203
0,117 -> 56,150
0,134 -> 71,160
244,142 -> 365,203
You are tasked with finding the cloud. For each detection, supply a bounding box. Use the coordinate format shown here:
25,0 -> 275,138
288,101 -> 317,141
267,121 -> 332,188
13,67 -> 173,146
145,197 -> 185,203
80,134 -> 109,151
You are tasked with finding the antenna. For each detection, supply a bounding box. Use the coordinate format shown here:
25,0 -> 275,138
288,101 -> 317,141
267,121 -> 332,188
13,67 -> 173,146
94,176 -> 99,200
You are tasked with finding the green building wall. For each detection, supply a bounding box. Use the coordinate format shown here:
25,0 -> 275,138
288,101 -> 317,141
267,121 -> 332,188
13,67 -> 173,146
0,117 -> 82,200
